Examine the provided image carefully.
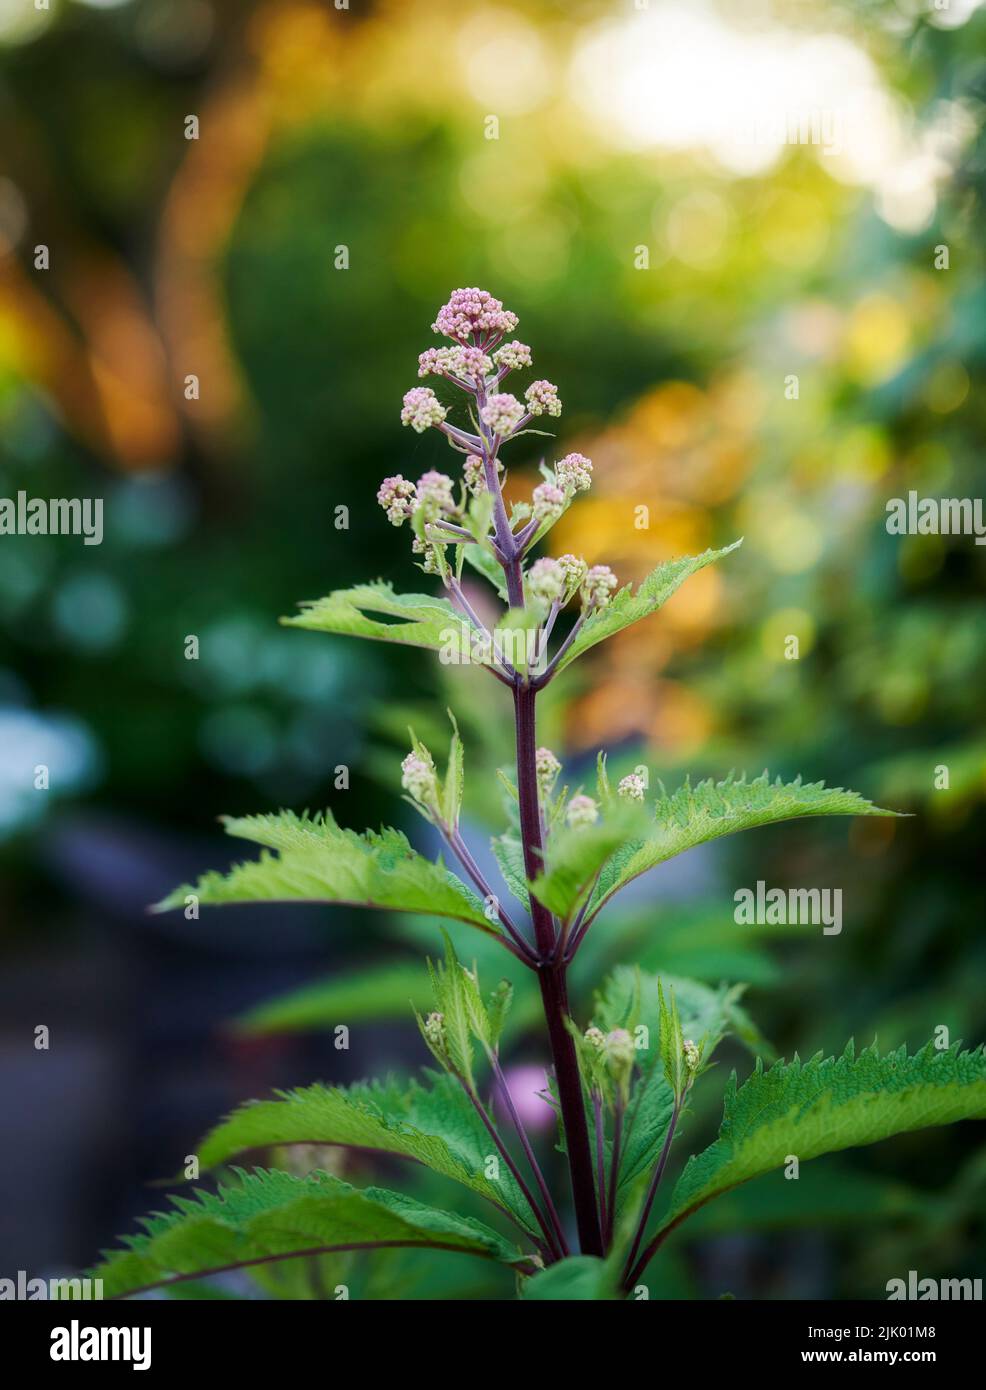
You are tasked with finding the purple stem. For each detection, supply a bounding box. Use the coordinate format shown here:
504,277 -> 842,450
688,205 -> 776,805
490,1052 -> 569,1256
622,1100 -> 681,1287
592,1089 -> 608,1238
459,1076 -> 564,1260
442,825 -> 537,964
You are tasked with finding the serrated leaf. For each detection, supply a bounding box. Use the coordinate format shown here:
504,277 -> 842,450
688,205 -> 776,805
656,1041 -> 986,1243
442,713 -> 465,830
78,1168 -> 524,1299
492,832 -> 530,908
530,803 -> 652,923
553,541 -> 743,674
153,809 -> 500,937
196,1072 -> 539,1235
282,580 -> 490,667
592,969 -> 756,1209
585,772 -> 899,926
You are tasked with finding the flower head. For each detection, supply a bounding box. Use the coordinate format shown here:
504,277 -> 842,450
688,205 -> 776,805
618,773 -> 646,802
424,1011 -> 445,1047
532,482 -> 566,522
401,751 -> 438,804
480,392 -> 525,437
525,380 -> 562,418
556,452 -> 593,494
376,475 -> 416,526
566,793 -> 599,828
556,553 -> 588,602
493,340 -> 532,372
414,470 -> 456,520
581,564 -> 618,610
528,557 -> 566,604
463,454 -> 486,495
604,1027 -> 636,1093
584,1025 -> 605,1049
535,745 -> 562,795
417,347 -> 454,378
420,345 -> 493,382
401,386 -> 447,433
432,288 -> 518,343
683,1038 -> 701,1072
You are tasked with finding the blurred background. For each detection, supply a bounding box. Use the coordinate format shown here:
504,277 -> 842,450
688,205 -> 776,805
0,0 -> 984,1299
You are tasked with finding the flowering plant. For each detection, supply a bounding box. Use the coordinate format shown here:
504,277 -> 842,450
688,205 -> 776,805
84,291 -> 986,1301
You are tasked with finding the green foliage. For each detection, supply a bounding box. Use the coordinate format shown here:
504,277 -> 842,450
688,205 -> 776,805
282,581 -> 488,665
592,969 -> 761,1210
529,802 -> 652,923
79,1168 -> 525,1299
196,1071 -> 540,1234
491,832 -> 530,909
584,772 -> 898,925
656,1042 -> 986,1243
552,541 -> 743,674
154,809 -> 499,937
522,1254 -> 620,1301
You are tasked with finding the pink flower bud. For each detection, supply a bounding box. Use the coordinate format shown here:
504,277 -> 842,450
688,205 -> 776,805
401,387 -> 447,433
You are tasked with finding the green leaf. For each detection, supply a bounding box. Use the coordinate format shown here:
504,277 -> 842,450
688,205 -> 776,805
283,580 -> 490,667
441,712 -> 465,830
196,1072 -> 540,1235
423,934 -> 478,1083
522,1254 -> 621,1301
491,832 -> 530,908
592,969 -> 758,1208
585,771 -> 899,925
462,543 -> 508,600
656,1041 -> 986,1243
530,803 -> 652,923
153,809 -> 500,937
552,541 -> 743,674
230,962 -> 430,1036
79,1169 -> 525,1299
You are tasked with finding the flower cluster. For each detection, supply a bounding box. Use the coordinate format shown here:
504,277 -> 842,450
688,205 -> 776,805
432,288 -> 518,343
556,452 -> 593,494
401,751 -> 438,805
418,345 -> 493,382
566,794 -> 599,828
376,475 -> 416,526
388,288 -> 619,616
618,773 -> 646,801
582,564 -> 618,609
535,746 -> 561,795
525,380 -> 562,418
481,392 -> 526,437
414,470 -> 456,520
401,387 -> 446,433
528,557 -> 566,603
532,482 -> 565,523
493,341 -> 532,371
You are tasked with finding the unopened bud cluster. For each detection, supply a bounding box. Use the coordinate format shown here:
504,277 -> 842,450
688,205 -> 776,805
376,289 -> 621,610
